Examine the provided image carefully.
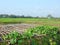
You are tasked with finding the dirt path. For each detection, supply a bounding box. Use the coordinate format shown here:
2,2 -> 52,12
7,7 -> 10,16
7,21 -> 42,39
0,24 -> 36,35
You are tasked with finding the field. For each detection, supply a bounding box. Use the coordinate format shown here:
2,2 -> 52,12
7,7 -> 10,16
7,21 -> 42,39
0,18 -> 60,26
0,18 -> 60,45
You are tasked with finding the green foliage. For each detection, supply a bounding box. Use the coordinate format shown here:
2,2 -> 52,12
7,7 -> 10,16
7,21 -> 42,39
3,31 -> 20,44
25,25 -> 58,36
24,25 -> 60,45
2,25 -> 60,45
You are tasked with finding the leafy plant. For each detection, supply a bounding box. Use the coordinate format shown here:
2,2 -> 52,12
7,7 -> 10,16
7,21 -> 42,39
2,25 -> 60,45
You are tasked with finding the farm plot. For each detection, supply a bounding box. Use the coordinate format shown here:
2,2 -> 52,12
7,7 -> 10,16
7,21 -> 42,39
1,25 -> 60,45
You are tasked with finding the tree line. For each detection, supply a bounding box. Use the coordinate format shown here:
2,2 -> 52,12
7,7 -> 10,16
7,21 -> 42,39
0,14 -> 34,18
0,14 -> 56,18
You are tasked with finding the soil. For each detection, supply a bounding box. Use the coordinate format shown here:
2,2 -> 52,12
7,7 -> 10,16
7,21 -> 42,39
0,23 -> 36,35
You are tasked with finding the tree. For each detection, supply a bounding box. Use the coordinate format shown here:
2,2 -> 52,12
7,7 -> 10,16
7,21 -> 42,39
47,14 -> 53,19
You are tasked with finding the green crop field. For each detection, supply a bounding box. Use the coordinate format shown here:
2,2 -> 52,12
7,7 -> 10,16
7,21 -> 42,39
0,18 -> 60,27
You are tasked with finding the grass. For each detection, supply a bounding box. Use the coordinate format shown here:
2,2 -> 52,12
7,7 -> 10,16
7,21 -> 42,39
0,18 -> 60,26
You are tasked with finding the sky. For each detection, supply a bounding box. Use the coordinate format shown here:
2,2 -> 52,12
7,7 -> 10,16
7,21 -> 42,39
0,0 -> 60,17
